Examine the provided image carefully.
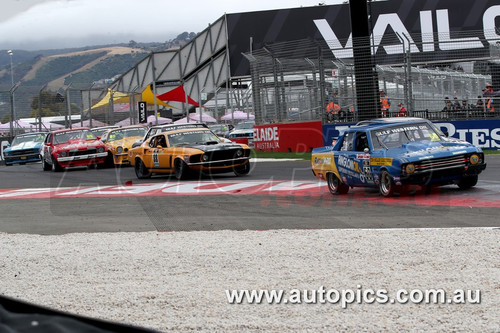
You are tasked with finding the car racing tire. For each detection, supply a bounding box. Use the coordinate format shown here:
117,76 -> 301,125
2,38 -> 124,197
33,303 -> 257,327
379,170 -> 398,197
327,172 -> 349,195
134,158 -> 151,179
104,152 -> 115,168
51,157 -> 63,172
234,162 -> 250,176
174,158 -> 189,180
42,158 -> 51,171
457,175 -> 478,190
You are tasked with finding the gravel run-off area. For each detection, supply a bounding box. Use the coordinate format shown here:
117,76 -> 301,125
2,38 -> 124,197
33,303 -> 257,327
1,228 -> 499,332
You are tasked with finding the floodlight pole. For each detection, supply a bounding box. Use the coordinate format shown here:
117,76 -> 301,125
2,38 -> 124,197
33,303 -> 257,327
38,84 -> 48,132
9,83 -> 20,138
65,83 -> 73,129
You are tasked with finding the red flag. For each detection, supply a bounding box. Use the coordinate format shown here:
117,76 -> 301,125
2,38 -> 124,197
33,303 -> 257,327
157,85 -> 199,106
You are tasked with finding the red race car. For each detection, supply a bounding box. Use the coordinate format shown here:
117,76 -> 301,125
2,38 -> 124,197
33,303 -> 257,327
41,128 -> 108,171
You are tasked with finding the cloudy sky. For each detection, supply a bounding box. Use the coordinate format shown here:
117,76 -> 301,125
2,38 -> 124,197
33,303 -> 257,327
0,0 -> 343,50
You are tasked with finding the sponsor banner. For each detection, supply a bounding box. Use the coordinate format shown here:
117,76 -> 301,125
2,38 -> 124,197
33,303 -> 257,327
323,119 -> 500,150
253,121 -> 324,152
226,0 -> 500,76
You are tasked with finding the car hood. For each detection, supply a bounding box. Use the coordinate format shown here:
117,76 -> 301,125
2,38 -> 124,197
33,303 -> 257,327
56,139 -> 104,150
180,142 -> 247,153
388,140 -> 480,160
6,141 -> 42,151
107,136 -> 143,148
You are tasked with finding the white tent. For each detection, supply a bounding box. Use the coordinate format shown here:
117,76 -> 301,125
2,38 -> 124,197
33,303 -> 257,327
174,112 -> 217,124
221,110 -> 255,121
146,115 -> 172,125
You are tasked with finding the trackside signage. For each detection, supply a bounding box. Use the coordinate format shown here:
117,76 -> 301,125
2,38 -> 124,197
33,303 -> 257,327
253,121 -> 323,152
322,119 -> 500,149
226,0 -> 500,76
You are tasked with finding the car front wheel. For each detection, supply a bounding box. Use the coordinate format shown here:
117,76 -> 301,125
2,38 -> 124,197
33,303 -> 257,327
327,172 -> 349,195
52,157 -> 63,172
174,159 -> 189,180
134,158 -> 151,179
457,175 -> 478,190
379,170 -> 397,197
234,162 -> 250,176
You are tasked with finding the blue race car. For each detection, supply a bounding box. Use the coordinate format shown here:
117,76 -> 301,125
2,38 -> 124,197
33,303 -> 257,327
312,118 -> 487,197
3,132 -> 47,166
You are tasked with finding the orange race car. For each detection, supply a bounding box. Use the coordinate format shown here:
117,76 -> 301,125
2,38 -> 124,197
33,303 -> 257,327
129,124 -> 251,179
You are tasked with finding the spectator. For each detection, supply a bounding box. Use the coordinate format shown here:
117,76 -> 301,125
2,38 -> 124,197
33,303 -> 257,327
442,97 -> 453,118
452,97 -> 461,110
475,96 -> 485,116
379,90 -> 391,117
396,103 -> 407,117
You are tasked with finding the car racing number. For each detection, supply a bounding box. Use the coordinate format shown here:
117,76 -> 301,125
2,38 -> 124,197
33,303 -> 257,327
152,149 -> 161,168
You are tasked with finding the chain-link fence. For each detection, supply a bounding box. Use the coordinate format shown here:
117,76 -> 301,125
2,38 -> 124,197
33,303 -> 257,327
0,84 -> 143,139
244,30 -> 500,124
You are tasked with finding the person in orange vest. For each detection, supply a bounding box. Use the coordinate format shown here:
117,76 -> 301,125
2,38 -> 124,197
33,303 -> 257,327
483,84 -> 495,115
326,101 -> 342,121
379,90 -> 391,117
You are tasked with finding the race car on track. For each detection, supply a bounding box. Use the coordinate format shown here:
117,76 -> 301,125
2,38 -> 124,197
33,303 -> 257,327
100,125 -> 147,166
312,117 -> 487,197
41,128 -> 108,171
2,132 -> 47,165
130,124 -> 251,179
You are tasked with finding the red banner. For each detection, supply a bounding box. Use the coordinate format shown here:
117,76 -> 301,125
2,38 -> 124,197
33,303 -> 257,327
253,121 -> 324,152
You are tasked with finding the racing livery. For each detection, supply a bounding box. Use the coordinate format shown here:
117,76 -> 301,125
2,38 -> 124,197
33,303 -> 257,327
312,118 -> 487,197
131,125 -> 251,180
42,128 -> 108,171
101,125 -> 147,166
3,132 -> 47,165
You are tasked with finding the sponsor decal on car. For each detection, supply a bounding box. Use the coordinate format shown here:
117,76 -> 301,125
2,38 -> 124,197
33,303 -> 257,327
370,157 -> 393,166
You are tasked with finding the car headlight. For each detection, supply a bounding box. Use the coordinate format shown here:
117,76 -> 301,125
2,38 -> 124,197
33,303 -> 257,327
469,154 -> 479,165
4,151 -> 11,156
116,146 -> 123,154
202,154 -> 209,162
60,151 -> 67,157
236,149 -> 243,157
405,163 -> 415,174
97,146 -> 104,153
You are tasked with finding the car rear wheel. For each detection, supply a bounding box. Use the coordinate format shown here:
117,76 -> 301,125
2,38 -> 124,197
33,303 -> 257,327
52,157 -> 63,172
457,175 -> 478,190
379,170 -> 397,197
234,162 -> 250,176
134,158 -> 151,179
327,173 -> 349,195
174,159 -> 189,180
42,158 -> 51,171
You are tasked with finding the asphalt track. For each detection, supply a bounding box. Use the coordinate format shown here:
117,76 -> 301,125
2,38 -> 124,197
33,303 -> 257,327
0,156 -> 499,234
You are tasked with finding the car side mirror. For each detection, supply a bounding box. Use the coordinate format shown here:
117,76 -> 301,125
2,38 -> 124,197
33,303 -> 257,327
364,147 -> 370,153
45,142 -> 52,147
156,145 -> 163,149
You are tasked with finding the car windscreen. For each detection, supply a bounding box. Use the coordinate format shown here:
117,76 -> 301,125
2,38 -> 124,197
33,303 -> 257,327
11,134 -> 45,145
370,122 -> 442,150
54,130 -> 96,144
107,128 -> 147,142
235,122 -> 254,130
167,130 -> 221,147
